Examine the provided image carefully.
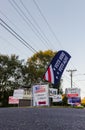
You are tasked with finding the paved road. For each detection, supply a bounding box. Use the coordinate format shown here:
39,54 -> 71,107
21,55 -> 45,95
0,107 -> 85,130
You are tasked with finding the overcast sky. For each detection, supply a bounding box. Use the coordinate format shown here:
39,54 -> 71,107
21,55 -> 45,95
0,0 -> 85,98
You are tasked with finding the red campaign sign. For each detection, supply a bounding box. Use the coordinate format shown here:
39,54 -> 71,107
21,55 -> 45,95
38,101 -> 46,105
67,93 -> 78,98
9,96 -> 19,104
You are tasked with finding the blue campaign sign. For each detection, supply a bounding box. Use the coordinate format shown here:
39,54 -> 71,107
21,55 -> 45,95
68,97 -> 81,104
43,50 -> 71,84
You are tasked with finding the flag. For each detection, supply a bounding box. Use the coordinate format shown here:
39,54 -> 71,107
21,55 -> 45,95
43,50 -> 71,84
34,85 -> 46,93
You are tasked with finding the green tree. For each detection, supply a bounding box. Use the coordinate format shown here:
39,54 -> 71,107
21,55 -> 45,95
27,50 -> 56,84
0,54 -> 24,91
0,54 -> 24,106
26,50 -> 63,94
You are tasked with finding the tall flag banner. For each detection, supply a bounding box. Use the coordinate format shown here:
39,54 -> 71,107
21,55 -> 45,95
43,50 -> 71,84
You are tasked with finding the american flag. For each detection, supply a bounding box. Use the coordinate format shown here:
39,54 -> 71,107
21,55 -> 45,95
35,85 -> 46,93
43,64 -> 54,84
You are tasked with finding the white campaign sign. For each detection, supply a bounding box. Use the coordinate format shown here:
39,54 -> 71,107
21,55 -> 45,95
13,89 -> 24,99
53,95 -> 62,102
49,88 -> 57,98
32,84 -> 49,106
65,88 -> 80,97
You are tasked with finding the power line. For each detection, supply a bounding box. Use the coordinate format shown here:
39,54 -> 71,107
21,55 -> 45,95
0,22 -> 35,54
8,0 -> 50,49
20,0 -> 55,50
0,35 -> 30,57
33,0 -> 63,49
0,18 -> 37,53
0,9 -> 36,50
63,74 -> 80,88
8,0 -> 46,49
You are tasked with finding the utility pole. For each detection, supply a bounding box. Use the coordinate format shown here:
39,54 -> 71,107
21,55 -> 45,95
66,69 -> 77,88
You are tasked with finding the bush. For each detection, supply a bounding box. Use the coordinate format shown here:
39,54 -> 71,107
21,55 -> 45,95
62,96 -> 68,106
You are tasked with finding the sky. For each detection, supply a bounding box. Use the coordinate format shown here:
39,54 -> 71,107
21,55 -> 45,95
0,0 -> 85,98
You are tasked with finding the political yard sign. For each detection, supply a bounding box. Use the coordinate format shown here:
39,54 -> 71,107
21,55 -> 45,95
32,84 -> 49,106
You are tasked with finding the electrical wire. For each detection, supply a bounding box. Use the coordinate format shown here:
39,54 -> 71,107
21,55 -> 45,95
0,35 -> 29,57
20,0 -> 55,50
0,9 -> 36,48
8,0 -> 50,49
0,18 -> 37,53
33,0 -> 63,49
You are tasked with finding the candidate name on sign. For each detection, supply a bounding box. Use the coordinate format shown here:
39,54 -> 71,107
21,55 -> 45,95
65,88 -> 80,97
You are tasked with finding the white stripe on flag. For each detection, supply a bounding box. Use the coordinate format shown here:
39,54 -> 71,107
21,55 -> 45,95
45,71 -> 48,80
50,65 -> 54,84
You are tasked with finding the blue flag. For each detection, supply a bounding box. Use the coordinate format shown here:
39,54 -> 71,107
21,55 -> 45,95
43,50 -> 71,84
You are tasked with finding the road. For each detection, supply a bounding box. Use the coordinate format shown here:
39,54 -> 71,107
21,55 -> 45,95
0,107 -> 85,130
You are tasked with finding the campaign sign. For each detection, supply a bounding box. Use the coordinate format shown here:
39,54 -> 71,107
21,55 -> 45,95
9,96 -> 19,104
13,89 -> 24,99
49,88 -> 57,98
32,84 -> 49,106
68,97 -> 81,105
53,95 -> 62,102
65,88 -> 80,98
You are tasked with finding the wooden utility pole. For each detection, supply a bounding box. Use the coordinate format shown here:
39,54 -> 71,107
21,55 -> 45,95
66,69 -> 77,88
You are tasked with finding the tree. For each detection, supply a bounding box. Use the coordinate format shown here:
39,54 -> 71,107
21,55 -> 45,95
26,50 -> 63,93
0,54 -> 25,91
0,54 -> 24,106
27,50 -> 56,84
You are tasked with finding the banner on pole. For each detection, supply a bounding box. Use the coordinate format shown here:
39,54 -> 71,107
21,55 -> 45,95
43,50 -> 71,84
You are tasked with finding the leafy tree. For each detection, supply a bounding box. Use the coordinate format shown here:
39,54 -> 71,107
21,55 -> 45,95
0,54 -> 24,106
27,50 -> 56,84
0,54 -> 24,91
26,50 -> 63,93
